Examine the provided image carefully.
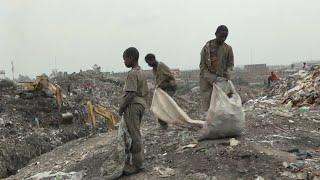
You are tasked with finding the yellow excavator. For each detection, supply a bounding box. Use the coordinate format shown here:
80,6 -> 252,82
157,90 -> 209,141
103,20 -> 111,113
17,75 -> 63,111
17,75 -> 118,129
87,101 -> 119,130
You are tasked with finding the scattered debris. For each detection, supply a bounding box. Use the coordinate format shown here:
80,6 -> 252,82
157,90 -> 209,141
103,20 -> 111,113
268,135 -> 296,140
314,176 -> 320,180
270,65 -> 320,107
26,170 -> 85,180
283,161 -> 289,168
186,172 -> 217,180
181,143 -> 198,149
272,110 -> 293,118
0,118 -> 4,126
281,171 -> 307,180
176,143 -> 198,153
153,166 -> 175,178
312,119 -> 320,123
230,138 -> 240,146
60,112 -> 74,124
299,106 -> 310,113
289,120 -> 295,123
254,175 -> 265,180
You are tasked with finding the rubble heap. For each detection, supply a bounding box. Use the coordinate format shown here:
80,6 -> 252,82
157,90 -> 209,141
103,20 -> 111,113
269,78 -> 291,97
0,90 -> 91,178
0,70 -> 125,178
0,80 -> 16,95
54,70 -> 124,115
270,65 -> 320,107
282,65 -> 320,106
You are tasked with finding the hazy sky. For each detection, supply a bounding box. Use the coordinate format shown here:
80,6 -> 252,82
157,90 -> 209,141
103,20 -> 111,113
1,0 -> 320,78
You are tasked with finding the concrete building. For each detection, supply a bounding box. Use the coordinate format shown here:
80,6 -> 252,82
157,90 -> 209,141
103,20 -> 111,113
242,64 -> 269,85
244,64 -> 269,75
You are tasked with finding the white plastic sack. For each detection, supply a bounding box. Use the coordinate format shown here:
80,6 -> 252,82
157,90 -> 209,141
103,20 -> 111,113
199,81 -> 245,140
150,81 -> 245,140
150,88 -> 204,126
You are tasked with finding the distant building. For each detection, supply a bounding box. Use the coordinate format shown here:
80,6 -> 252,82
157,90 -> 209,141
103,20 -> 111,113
244,64 -> 269,75
243,64 -> 269,85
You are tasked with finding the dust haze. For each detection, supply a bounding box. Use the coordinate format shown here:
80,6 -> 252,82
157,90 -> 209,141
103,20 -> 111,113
1,0 -> 319,77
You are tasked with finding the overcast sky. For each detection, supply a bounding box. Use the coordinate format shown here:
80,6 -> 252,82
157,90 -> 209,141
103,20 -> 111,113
1,0 -> 319,78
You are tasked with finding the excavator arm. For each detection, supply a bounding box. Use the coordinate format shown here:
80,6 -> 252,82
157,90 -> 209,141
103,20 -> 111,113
87,101 -> 119,130
47,82 -> 63,111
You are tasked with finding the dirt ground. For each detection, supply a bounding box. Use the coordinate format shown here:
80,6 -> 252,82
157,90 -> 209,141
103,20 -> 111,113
2,69 -> 320,179
7,99 -> 320,180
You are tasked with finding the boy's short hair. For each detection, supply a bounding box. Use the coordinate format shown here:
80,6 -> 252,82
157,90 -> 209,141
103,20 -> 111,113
215,25 -> 228,34
123,47 -> 139,61
145,53 -> 155,61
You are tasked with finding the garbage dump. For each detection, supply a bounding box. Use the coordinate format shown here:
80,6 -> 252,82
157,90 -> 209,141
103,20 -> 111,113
270,65 -> 320,107
0,79 -> 16,94
2,68 -> 320,180
0,87 -> 90,178
0,70 -> 125,178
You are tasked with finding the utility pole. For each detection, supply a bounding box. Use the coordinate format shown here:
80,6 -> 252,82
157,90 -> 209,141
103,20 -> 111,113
11,61 -> 14,81
55,56 -> 57,71
52,56 -> 58,77
250,48 -> 253,64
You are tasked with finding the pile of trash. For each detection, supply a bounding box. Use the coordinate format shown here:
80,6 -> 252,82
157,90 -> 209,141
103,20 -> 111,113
0,79 -> 16,95
0,70 -> 126,178
268,70 -> 313,98
0,91 -> 91,178
269,65 -> 320,107
268,79 -> 289,97
282,66 -> 320,107
54,70 -> 124,114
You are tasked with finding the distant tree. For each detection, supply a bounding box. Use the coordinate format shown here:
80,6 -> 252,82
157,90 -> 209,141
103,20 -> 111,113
17,74 -> 32,82
50,69 -> 58,78
49,70 -> 65,79
92,64 -> 101,73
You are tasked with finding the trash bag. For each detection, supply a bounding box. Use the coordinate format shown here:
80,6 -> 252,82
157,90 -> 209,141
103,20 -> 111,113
150,81 -> 245,140
150,88 -> 204,126
199,80 -> 245,140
